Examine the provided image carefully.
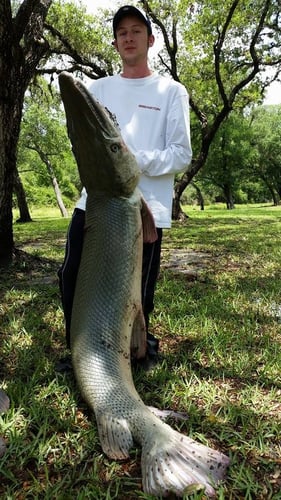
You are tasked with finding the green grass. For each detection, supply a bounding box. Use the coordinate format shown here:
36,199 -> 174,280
1,204 -> 280,499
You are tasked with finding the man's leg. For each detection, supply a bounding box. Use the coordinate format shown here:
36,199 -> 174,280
142,228 -> 163,357
58,208 -> 85,349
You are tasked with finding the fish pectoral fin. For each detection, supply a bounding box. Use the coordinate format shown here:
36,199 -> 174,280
141,424 -> 230,497
130,307 -> 147,360
147,406 -> 189,422
141,197 -> 158,244
96,412 -> 133,460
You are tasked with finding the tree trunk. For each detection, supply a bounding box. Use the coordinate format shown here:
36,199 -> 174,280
173,151 -> 210,219
0,1 -> 52,267
13,169 -> 32,223
52,175 -> 68,217
172,99 -> 229,219
172,194 -> 188,220
275,185 -> 281,205
271,189 -> 280,206
0,64 -> 24,265
37,152 -> 68,218
259,175 -> 280,206
223,184 -> 235,209
192,182 -> 205,210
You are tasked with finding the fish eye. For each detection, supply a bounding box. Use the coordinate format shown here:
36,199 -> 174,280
110,144 -> 120,153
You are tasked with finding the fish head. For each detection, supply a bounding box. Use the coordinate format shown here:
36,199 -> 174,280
59,72 -> 140,197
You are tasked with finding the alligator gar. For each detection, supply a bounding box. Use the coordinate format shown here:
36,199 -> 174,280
59,72 -> 230,498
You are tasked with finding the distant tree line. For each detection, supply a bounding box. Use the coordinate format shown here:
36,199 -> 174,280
18,90 -> 281,212
183,105 -> 281,209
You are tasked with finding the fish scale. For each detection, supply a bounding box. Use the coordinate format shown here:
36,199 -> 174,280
59,72 -> 230,498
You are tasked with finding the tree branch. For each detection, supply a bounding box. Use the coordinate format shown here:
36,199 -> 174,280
229,0 -> 272,103
213,0 -> 240,106
44,22 -> 107,78
13,0 -> 39,43
36,65 -> 100,79
141,0 -> 179,80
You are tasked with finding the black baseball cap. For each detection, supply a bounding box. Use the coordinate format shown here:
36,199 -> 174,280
113,5 -> 152,38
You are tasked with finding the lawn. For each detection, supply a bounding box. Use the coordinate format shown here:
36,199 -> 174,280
0,204 -> 280,499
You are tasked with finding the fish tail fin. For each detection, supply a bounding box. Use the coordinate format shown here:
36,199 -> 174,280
141,423 -> 229,497
96,411 -> 134,460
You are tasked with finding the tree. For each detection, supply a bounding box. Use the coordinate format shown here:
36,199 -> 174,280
18,81 -> 78,217
250,105 -> 281,205
13,168 -> 33,223
0,0 -> 113,266
142,0 -> 281,218
0,0 -> 52,265
199,113 -> 255,208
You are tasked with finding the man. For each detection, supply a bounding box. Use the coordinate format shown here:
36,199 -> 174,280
58,5 -> 192,369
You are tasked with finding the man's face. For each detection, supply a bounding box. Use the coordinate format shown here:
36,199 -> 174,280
114,15 -> 154,65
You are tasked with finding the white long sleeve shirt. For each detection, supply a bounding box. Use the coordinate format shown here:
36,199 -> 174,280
76,73 -> 192,228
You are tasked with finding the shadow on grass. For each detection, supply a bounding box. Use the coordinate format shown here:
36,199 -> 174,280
1,248 -> 281,498
169,216 -> 281,257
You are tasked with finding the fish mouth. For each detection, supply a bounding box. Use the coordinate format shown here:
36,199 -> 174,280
59,72 -> 119,143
